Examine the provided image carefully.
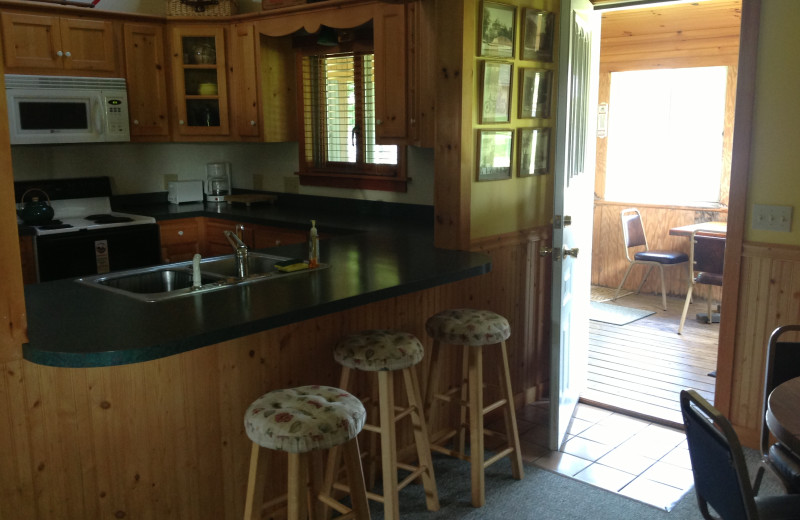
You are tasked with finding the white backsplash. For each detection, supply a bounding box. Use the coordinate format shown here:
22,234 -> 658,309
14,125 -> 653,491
10,142 -> 435,205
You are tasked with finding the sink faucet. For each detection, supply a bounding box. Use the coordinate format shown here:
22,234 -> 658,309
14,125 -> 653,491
223,230 -> 249,278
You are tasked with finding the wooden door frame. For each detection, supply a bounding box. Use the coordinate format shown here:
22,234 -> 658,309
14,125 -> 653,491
715,0 -> 760,417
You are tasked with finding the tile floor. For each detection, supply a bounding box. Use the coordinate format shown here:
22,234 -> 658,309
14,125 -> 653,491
513,402 -> 694,511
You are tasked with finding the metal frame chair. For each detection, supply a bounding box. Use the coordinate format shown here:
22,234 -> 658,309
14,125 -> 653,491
680,389 -> 800,520
752,324 -> 800,495
678,230 -> 726,334
614,208 -> 689,311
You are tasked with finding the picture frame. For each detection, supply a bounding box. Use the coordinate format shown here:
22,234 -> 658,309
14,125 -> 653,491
521,8 -> 555,62
477,129 -> 514,181
518,127 -> 551,176
481,61 -> 513,124
519,68 -> 553,119
480,2 -> 517,58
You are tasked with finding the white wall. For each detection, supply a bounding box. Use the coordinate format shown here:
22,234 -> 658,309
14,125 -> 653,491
10,142 -> 435,204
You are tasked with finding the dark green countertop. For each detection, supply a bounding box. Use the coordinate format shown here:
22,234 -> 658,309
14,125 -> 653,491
23,198 -> 491,368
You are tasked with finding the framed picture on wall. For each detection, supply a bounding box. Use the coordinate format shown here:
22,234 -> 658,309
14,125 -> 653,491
519,68 -> 553,119
481,61 -> 513,124
480,2 -> 517,58
477,129 -> 514,181
518,127 -> 551,176
521,8 -> 555,62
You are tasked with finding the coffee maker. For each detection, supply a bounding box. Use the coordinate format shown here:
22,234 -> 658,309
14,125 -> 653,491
205,162 -> 231,203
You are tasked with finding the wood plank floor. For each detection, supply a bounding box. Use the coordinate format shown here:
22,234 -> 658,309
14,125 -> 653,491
581,288 -> 719,427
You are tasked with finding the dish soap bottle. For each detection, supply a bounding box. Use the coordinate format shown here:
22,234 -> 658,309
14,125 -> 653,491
308,220 -> 319,268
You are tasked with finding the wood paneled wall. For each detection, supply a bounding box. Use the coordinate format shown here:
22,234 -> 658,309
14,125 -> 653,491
0,228 -> 551,520
592,202 -> 727,297
727,242 -> 800,447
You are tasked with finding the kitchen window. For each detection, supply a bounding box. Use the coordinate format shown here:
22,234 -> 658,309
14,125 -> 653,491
297,48 -> 406,192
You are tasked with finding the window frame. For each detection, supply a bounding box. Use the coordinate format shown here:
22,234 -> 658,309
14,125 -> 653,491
294,42 -> 408,193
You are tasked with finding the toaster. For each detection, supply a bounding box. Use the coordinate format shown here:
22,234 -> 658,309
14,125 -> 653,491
168,180 -> 204,204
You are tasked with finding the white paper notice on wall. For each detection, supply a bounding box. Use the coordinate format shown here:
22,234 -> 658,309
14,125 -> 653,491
597,103 -> 608,138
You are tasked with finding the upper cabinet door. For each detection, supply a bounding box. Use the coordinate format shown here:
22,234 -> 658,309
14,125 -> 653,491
169,25 -> 230,138
60,17 -> 117,72
373,2 -> 407,141
0,12 -> 117,73
0,12 -> 63,70
229,23 -> 261,139
124,23 -> 170,139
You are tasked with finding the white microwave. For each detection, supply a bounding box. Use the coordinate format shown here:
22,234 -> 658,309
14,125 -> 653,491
5,74 -> 130,145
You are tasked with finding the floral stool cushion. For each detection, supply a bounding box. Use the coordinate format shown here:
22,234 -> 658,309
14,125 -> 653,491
425,309 -> 510,346
334,330 -> 424,372
244,385 -> 366,453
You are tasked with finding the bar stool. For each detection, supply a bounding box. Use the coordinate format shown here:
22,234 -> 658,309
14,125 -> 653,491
326,330 -> 439,520
243,385 -> 371,520
424,308 -> 524,508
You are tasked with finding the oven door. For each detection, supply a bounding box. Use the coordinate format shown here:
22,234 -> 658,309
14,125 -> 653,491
35,224 -> 161,282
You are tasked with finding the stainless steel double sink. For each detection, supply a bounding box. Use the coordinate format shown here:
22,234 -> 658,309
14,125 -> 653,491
77,253 -> 318,302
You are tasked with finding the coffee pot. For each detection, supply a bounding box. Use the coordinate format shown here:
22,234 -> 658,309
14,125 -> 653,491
205,162 -> 231,203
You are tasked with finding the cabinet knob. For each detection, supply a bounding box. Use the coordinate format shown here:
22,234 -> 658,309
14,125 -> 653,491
275,239 -> 281,246
64,51 -> 71,57
133,119 -> 140,125
376,119 -> 383,125
249,120 -> 256,126
57,50 -> 64,57
178,230 -> 184,236
179,120 -> 185,125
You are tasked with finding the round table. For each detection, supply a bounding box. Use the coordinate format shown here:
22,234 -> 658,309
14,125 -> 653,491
766,376 -> 800,456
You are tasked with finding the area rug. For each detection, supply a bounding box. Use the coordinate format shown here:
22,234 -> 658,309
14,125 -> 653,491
589,301 -> 654,326
590,285 -> 631,302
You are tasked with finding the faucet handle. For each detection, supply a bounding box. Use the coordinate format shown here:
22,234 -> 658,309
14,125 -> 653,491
235,223 -> 245,240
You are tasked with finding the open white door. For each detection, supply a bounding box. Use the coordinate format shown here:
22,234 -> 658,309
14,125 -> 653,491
548,0 -> 600,450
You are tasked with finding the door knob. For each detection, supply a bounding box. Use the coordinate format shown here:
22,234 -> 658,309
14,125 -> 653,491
539,246 -> 552,257
564,247 -> 579,258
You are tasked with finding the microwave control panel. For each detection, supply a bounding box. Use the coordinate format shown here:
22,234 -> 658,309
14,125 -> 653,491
103,92 -> 130,141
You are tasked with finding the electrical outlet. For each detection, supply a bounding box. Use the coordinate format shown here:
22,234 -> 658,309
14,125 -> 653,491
752,204 -> 793,232
163,174 -> 178,190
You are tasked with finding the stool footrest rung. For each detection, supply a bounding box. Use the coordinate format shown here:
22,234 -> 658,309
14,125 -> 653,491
484,447 -> 514,469
483,398 -> 508,415
430,443 -> 469,462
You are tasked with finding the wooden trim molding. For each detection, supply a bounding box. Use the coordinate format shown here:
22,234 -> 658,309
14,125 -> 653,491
716,0 -> 760,419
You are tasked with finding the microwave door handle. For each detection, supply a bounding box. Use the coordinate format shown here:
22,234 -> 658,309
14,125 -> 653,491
92,98 -> 104,136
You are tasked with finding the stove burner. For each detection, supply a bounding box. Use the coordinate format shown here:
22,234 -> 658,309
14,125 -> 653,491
37,220 -> 73,230
86,214 -> 134,224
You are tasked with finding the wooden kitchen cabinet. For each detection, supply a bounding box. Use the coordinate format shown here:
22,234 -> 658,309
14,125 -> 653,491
124,22 -> 170,140
251,224 -> 307,249
0,11 -> 118,73
158,218 -> 201,263
373,2 -> 407,142
168,25 -> 231,139
229,23 -> 261,140
19,235 -> 37,285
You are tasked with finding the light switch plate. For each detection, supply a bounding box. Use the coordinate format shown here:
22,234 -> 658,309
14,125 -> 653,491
752,204 -> 793,232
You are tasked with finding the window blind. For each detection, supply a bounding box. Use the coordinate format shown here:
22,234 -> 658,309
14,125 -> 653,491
301,52 -> 397,174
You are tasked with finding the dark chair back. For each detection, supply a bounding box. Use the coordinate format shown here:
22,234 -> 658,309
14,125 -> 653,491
680,389 -> 758,520
621,209 -> 647,249
761,325 -> 800,453
692,232 -> 726,286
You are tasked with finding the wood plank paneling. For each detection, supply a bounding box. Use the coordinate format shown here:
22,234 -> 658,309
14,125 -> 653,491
728,243 -> 800,447
0,228 -> 551,520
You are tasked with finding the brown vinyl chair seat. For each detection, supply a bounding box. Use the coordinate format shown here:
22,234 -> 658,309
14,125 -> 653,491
678,231 -> 726,334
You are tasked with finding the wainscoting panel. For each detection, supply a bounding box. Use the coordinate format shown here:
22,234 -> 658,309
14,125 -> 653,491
728,242 -> 800,447
0,227 -> 551,520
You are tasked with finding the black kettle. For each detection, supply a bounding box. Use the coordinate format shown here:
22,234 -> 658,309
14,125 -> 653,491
18,188 -> 54,225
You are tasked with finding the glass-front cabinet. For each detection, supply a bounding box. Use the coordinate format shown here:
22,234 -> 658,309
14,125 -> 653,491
169,25 -> 230,137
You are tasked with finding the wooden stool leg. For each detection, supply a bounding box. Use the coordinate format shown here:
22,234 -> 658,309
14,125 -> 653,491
402,366 -> 440,511
287,452 -> 309,520
467,345 -> 485,508
243,442 -> 269,520
424,340 -> 442,441
309,449 -> 326,520
498,340 -> 524,480
342,437 -> 371,520
377,370 -> 400,520
458,345 -> 469,456
322,367 -> 353,517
